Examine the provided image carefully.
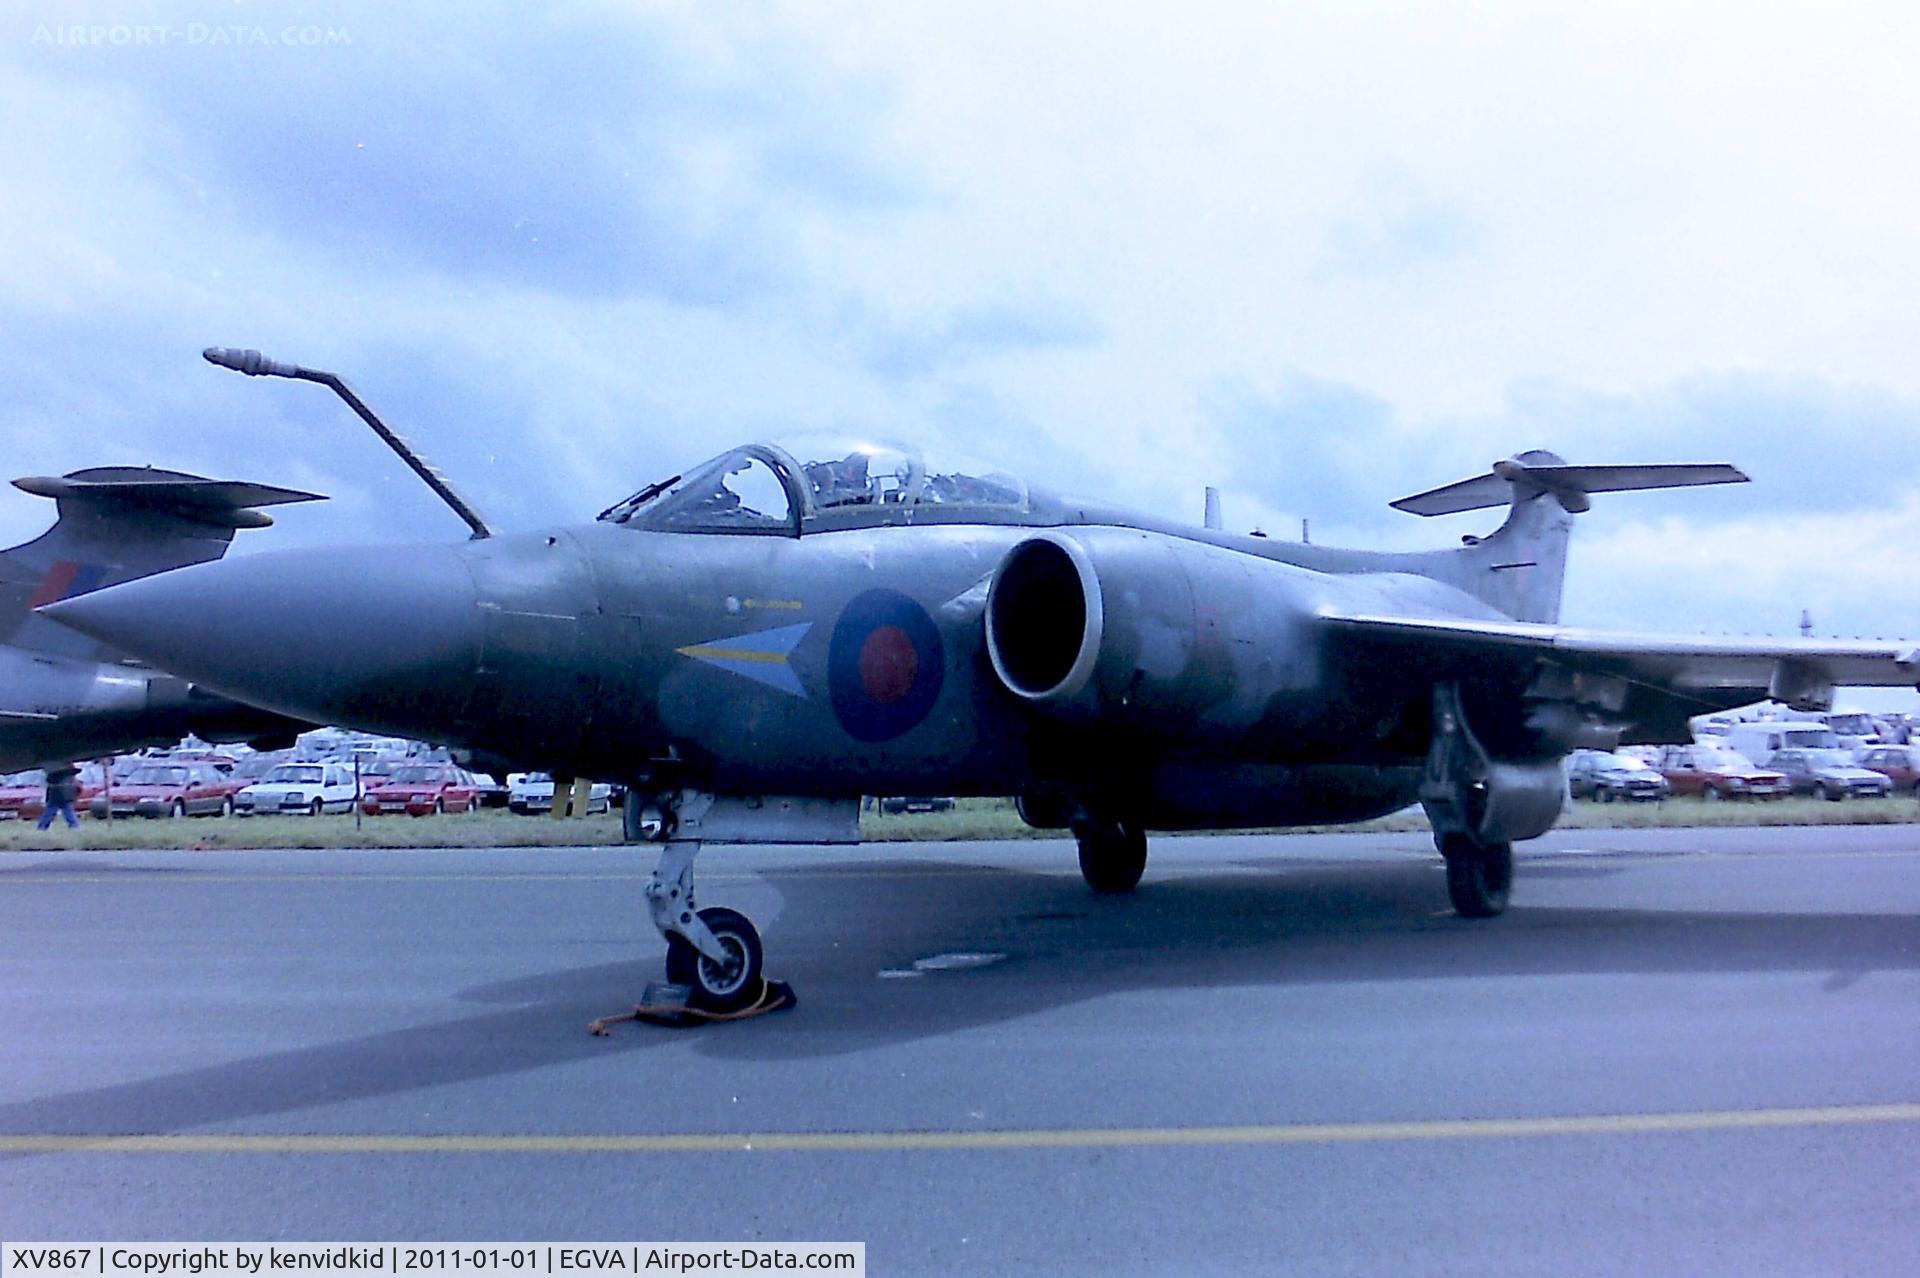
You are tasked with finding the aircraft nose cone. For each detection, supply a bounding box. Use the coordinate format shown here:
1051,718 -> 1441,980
42,545 -> 484,739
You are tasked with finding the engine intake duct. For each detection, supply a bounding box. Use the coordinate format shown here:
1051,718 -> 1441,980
985,533 -> 1103,701
984,529 -> 1325,744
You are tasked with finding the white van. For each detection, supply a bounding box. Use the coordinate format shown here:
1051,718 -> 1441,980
1821,708 -> 1880,753
1721,721 -> 1840,765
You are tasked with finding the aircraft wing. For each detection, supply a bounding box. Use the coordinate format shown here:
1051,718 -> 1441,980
1318,610 -> 1920,739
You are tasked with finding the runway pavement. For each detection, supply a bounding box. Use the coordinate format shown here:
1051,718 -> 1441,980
1,826 -> 1916,1276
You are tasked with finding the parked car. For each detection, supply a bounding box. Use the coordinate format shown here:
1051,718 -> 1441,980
1856,744 -> 1920,795
1762,748 -> 1893,800
1822,709 -> 1881,753
467,772 -> 510,809
877,796 -> 957,814
227,750 -> 293,784
1656,745 -> 1790,800
1566,751 -> 1668,802
0,762 -> 112,820
90,761 -> 245,818
165,750 -> 239,773
0,770 -> 50,820
361,763 -> 480,816
508,772 -> 612,815
235,762 -> 359,816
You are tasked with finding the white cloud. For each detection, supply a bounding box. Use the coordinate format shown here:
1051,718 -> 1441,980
1,0 -> 1917,662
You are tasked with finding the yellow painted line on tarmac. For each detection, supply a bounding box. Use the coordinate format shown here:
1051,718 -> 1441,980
2,1103 -> 1915,1156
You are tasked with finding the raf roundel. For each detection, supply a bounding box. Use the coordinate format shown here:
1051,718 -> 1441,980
828,588 -> 945,742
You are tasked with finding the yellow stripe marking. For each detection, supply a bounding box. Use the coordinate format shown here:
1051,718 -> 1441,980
674,644 -> 793,665
2,1104 -> 1913,1155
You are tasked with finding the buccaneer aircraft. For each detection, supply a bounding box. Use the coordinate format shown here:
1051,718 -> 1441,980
0,464 -> 321,770
43,350 -> 1920,1011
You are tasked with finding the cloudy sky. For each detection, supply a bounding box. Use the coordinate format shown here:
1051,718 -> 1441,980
4,2 -> 1917,702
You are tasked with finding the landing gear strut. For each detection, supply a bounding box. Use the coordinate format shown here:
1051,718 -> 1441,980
634,795 -> 765,1012
626,788 -> 859,1014
1073,817 -> 1147,893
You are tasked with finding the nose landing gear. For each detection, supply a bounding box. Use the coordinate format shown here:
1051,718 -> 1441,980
627,788 -> 859,1014
640,829 -> 763,1012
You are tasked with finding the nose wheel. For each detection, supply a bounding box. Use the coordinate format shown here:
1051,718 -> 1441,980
663,906 -> 765,1010
641,836 -> 769,1013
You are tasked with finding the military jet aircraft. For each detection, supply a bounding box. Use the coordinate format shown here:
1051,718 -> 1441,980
43,350 -> 1920,1011
0,464 -> 322,771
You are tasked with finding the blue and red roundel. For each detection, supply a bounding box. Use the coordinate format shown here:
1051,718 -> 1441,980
829,589 -> 945,742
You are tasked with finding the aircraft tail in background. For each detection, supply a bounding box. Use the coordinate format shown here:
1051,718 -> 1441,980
0,467 -> 323,660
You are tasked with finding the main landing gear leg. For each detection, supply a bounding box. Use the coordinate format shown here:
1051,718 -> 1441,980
1438,831 -> 1512,919
1073,816 -> 1148,894
1419,682 -> 1527,921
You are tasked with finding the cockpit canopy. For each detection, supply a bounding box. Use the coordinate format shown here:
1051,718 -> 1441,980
599,439 -> 1029,534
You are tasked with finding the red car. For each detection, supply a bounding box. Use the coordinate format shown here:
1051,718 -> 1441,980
360,763 -> 480,816
1656,744 -> 1790,800
0,770 -> 51,820
1857,745 -> 1920,795
89,761 -> 244,818
0,766 -> 109,820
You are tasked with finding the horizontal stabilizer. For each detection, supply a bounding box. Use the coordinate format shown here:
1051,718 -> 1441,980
13,468 -> 324,529
1392,461 -> 1748,517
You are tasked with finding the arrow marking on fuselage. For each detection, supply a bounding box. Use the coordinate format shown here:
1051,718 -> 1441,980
677,622 -> 811,698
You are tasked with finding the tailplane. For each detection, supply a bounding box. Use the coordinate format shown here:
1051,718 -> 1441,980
1395,452 -> 1747,624
0,467 -> 322,658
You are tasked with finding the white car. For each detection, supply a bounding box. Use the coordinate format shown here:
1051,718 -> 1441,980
235,762 -> 358,816
508,772 -> 612,815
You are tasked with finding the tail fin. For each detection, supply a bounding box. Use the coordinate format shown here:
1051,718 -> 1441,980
0,467 -> 322,658
1394,452 -> 1748,624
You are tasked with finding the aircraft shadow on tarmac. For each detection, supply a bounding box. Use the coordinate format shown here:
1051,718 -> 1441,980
3,856 -> 1915,1138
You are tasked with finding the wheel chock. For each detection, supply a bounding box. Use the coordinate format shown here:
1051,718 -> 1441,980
588,978 -> 797,1034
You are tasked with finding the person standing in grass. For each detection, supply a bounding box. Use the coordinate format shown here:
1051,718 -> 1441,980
35,763 -> 79,830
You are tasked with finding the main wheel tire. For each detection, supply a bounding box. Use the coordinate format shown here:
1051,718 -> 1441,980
220,797 -> 233,817
1442,832 -> 1512,919
1702,784 -> 1722,802
168,800 -> 186,820
665,906 -> 765,1013
311,798 -> 325,816
1077,822 -> 1148,894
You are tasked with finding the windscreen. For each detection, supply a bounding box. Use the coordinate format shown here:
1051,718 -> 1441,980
600,448 -> 793,532
266,766 -> 324,784
603,440 -> 1028,532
